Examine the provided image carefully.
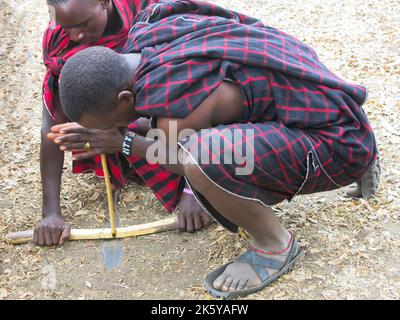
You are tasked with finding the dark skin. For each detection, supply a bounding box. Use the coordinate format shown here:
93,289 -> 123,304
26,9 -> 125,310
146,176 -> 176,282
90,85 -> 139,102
53,53 -> 244,174
37,2 -> 211,246
37,91 -> 69,246
36,0 -> 121,246
50,0 -> 118,45
58,53 -> 293,292
51,54 -> 243,236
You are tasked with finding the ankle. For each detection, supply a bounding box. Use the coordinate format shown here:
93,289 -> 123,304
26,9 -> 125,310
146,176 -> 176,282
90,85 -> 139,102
252,230 -> 292,252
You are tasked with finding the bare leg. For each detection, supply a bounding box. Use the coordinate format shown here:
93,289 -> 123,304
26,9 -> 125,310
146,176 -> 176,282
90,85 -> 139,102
182,154 -> 293,292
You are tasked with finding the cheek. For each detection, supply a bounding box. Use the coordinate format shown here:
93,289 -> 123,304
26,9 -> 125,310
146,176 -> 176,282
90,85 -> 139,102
88,10 -> 108,39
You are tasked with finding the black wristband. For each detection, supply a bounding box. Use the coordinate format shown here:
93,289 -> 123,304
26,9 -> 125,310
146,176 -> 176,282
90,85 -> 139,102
121,131 -> 137,157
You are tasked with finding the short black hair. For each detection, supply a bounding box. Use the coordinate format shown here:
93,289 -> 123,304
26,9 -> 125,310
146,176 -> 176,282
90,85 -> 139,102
59,46 -> 131,121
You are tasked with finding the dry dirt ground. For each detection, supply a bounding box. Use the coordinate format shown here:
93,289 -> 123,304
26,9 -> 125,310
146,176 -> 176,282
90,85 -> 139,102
0,0 -> 399,300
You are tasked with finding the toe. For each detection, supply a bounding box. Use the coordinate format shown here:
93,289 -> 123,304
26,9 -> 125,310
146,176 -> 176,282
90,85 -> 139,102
213,273 -> 228,290
237,279 -> 249,291
222,276 -> 234,292
229,279 -> 240,292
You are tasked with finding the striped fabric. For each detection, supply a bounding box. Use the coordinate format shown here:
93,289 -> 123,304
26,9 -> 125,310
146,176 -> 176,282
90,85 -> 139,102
42,0 -> 182,212
122,0 -> 377,228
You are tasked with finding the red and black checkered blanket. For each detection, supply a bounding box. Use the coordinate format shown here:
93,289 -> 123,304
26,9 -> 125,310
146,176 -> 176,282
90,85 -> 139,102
42,0 -> 183,212
123,0 -> 377,207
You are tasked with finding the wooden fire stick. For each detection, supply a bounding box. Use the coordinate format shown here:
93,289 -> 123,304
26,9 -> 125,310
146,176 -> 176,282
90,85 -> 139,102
100,154 -> 118,237
6,217 -> 178,245
6,155 -> 179,245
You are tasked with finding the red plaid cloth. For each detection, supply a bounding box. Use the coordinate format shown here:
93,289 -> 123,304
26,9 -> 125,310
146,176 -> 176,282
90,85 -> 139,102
42,0 -> 181,212
123,0 -> 377,226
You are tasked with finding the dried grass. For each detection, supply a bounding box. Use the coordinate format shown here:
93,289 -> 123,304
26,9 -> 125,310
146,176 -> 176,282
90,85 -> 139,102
1,0 -> 399,300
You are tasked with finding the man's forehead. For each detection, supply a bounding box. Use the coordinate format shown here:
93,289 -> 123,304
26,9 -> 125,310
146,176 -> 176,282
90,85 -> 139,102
47,0 -> 98,20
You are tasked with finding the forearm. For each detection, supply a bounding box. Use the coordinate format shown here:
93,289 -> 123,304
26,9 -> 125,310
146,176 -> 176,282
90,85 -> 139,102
40,129 -> 65,216
40,99 -> 67,218
131,135 -> 185,176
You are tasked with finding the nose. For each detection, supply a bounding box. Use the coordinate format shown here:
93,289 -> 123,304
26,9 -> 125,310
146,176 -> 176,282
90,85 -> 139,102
68,30 -> 85,43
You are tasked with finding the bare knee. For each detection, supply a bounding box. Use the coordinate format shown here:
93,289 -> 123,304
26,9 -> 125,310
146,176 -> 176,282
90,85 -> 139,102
181,152 -> 210,194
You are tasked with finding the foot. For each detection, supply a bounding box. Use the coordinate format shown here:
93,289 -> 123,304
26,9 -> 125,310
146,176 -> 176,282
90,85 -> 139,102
213,234 -> 298,292
345,157 -> 381,200
345,182 -> 362,198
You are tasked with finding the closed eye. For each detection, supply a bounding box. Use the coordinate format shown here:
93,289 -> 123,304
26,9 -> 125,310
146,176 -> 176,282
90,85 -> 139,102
62,18 -> 91,30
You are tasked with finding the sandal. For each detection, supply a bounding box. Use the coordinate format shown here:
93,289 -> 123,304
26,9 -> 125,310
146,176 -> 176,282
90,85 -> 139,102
345,157 -> 381,200
204,233 -> 303,299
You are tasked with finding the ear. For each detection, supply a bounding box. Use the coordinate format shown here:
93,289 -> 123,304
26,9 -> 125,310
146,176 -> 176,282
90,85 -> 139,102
98,0 -> 110,9
116,90 -> 135,112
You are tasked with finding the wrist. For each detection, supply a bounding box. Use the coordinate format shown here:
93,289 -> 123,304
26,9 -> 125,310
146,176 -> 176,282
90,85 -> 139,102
121,131 -> 137,157
42,207 -> 62,218
42,212 -> 63,220
116,132 -> 125,153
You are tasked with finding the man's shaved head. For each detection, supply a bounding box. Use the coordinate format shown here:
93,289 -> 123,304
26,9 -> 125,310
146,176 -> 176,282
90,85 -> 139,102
59,46 -> 132,122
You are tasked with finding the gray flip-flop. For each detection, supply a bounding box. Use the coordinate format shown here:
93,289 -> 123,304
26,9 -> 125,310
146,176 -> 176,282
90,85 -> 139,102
345,157 -> 381,200
360,156 -> 381,200
204,237 -> 303,299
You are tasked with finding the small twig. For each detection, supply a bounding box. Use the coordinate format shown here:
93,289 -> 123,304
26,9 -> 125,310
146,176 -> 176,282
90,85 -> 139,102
360,198 -> 375,215
112,283 -> 129,289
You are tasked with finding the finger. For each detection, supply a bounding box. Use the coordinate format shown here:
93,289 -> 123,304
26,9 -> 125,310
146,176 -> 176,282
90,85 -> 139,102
193,212 -> 203,231
59,126 -> 89,135
47,132 -> 64,142
177,211 -> 186,232
59,225 -> 71,245
51,123 -> 70,133
50,227 -> 61,245
43,228 -> 54,246
33,228 -> 38,244
186,216 -> 195,233
51,122 -> 81,133
59,142 -> 87,151
37,228 -> 45,246
201,212 -> 213,226
73,151 -> 100,161
54,133 -> 88,144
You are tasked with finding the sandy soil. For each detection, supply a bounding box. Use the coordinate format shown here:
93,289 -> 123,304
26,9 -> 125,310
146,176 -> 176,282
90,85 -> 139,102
0,0 -> 399,300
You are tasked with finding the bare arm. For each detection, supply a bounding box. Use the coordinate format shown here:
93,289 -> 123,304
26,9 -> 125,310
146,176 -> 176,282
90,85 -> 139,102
139,81 -> 243,174
35,91 -> 71,246
56,81 -> 243,175
40,96 -> 66,216
156,81 -> 243,143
